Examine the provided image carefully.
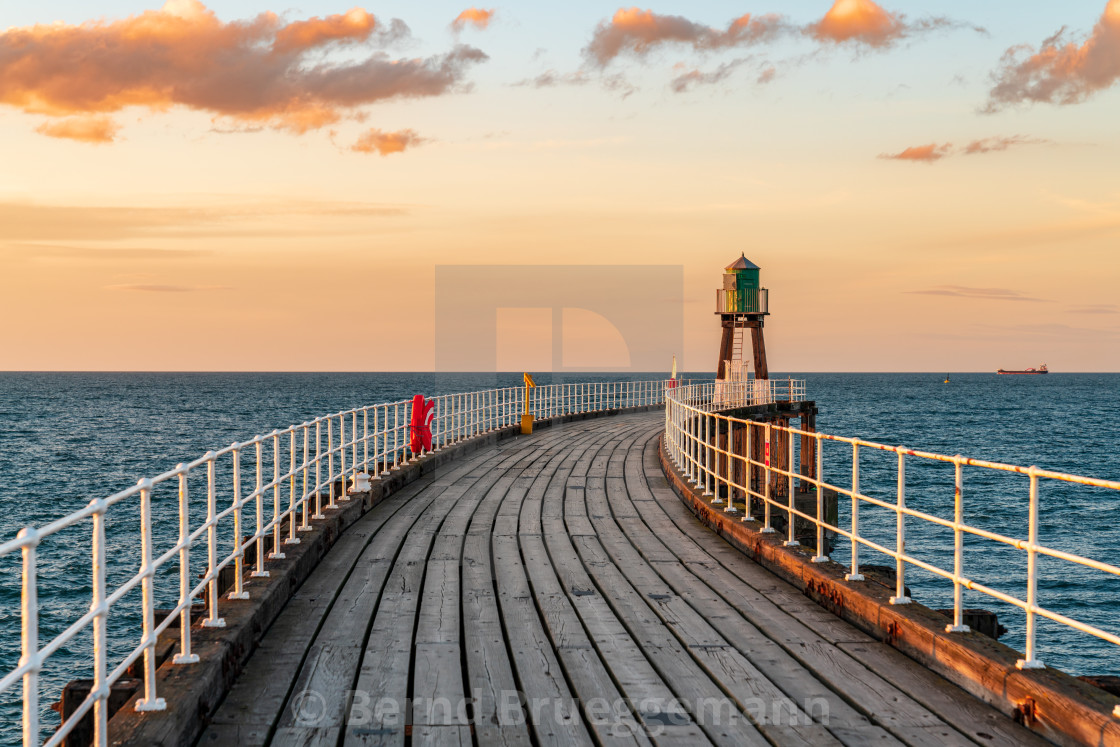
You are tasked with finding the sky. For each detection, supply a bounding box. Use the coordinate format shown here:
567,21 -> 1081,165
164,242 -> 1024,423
1,0 -> 1119,372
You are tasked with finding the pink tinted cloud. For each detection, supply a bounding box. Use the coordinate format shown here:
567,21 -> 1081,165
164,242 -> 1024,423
34,115 -> 121,144
986,0 -> 1120,110
350,128 -> 427,156
585,8 -> 788,66
879,143 -> 952,163
808,0 -> 976,48
0,0 -> 485,138
451,8 -> 495,32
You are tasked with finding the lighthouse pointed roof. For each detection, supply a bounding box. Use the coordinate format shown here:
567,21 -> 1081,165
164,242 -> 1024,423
725,253 -> 760,271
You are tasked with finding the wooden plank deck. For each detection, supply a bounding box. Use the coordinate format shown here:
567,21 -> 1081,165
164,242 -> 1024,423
199,411 -> 1047,747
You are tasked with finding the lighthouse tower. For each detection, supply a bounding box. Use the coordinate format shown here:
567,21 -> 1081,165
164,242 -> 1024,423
715,253 -> 769,381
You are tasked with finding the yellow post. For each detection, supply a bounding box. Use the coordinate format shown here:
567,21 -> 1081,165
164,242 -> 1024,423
521,372 -> 536,434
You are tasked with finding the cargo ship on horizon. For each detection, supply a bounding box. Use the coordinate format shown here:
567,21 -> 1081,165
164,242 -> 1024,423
997,364 -> 1049,375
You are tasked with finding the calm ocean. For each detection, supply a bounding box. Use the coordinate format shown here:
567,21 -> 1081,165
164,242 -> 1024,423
1,371 -> 1118,740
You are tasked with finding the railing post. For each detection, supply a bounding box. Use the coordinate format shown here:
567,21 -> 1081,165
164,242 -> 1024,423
173,468 -> 202,660
326,420 -> 336,510
229,448 -> 250,599
19,527 -> 40,747
1017,467 -> 1045,669
364,408 -> 370,466
351,410 -> 358,472
845,442 -> 864,581
890,450 -> 911,604
724,419 -> 737,514
203,455 -> 225,628
271,433 -> 286,559
250,443 -> 269,579
135,479 -> 166,710
703,411 -> 714,498
743,421 -> 755,522
946,456 -> 969,631
91,500 -> 108,744
338,414 -> 349,494
286,429 -> 301,543
393,402 -> 400,467
761,423 -> 775,533
812,433 -> 828,562
299,424 -> 311,531
784,426 -> 799,547
313,420 -> 326,518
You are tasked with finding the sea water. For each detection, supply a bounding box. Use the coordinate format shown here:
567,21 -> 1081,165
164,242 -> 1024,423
1,371 -> 1118,740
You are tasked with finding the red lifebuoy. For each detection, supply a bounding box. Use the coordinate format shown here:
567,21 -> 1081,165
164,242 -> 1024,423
410,395 -> 436,454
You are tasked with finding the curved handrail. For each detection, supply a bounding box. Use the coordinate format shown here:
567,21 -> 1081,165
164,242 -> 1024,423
2,378 -> 681,747
664,381 -> 1120,675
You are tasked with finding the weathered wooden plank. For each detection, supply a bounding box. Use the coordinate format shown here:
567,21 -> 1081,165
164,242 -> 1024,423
492,532 -> 594,745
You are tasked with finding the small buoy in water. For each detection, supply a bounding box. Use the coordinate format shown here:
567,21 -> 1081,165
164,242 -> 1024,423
943,374 -> 950,384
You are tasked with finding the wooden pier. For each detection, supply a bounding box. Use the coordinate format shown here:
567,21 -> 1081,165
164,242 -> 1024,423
111,410 -> 1048,747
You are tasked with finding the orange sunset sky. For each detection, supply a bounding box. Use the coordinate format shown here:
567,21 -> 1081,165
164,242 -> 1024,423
2,0 -> 1118,372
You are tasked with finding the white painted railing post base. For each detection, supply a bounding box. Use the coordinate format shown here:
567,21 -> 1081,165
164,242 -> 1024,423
250,570 -> 270,579
172,652 -> 199,665
723,505 -> 738,514
845,573 -> 865,582
889,595 -> 911,605
298,525 -> 313,533
350,472 -> 371,493
268,552 -> 286,560
1016,658 -> 1045,670
742,515 -> 756,523
284,537 -> 301,545
135,697 -> 166,712
228,590 -> 249,600
811,555 -> 829,563
783,540 -> 800,547
760,527 -> 776,534
202,618 -> 226,629
945,624 -> 970,633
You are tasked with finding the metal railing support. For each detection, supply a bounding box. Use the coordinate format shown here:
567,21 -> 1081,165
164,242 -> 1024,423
845,441 -> 864,581
135,480 -> 166,710
946,456 -> 969,631
1017,467 -> 1045,669
890,450 -> 911,604
19,527 -> 39,747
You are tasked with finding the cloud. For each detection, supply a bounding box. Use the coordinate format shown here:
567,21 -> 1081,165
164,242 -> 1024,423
33,115 -> 121,144
585,8 -> 788,66
962,135 -> 1048,154
105,284 -> 230,292
7,245 -> 211,261
511,70 -> 592,88
1067,303 -> 1120,314
0,200 -> 406,241
451,8 -> 495,32
985,0 -> 1120,110
879,143 -> 952,163
670,59 -> 749,92
908,285 -> 1049,302
350,128 -> 427,156
808,0 -> 981,49
881,136 -> 1047,163
0,0 -> 486,138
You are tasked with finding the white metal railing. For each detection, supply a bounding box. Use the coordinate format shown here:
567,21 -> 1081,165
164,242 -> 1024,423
709,377 -> 806,408
665,382 -> 1120,676
715,287 -> 768,314
1,378 -> 680,747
